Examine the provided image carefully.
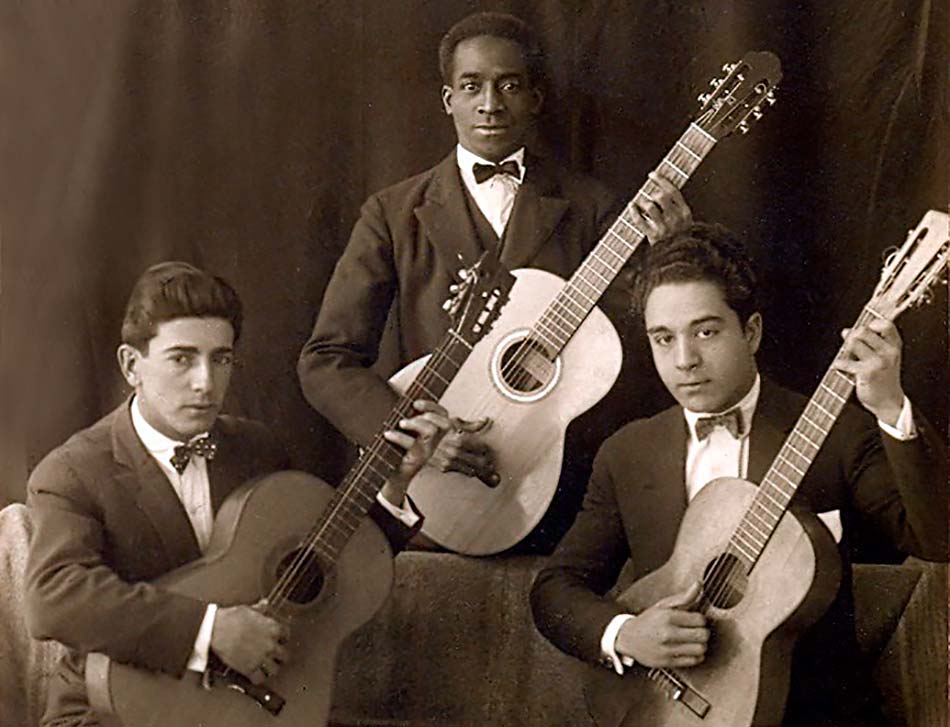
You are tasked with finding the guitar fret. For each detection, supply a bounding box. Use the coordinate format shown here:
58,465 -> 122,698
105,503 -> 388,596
615,213 -> 644,238
566,280 -> 597,305
784,439 -> 810,464
661,157 -> 689,179
730,536 -> 758,562
746,505 -> 773,530
777,453 -> 805,477
810,400 -> 836,420
797,421 -> 824,446
675,139 -> 702,160
689,122 -> 716,144
584,263 -> 613,286
598,239 -> 628,263
446,329 -> 473,351
771,468 -> 798,490
741,516 -> 769,540
539,309 -> 574,339
533,321 -> 566,349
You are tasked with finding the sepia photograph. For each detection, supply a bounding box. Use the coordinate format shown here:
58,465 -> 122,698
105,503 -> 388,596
0,2 -> 947,726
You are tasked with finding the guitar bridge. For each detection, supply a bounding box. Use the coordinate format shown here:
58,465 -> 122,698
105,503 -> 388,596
649,668 -> 711,719
203,663 -> 286,716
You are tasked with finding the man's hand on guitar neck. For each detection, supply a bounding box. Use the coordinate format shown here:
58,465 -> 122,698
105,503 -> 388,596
615,582 -> 709,669
380,399 -> 453,505
211,604 -> 289,685
633,173 -> 693,244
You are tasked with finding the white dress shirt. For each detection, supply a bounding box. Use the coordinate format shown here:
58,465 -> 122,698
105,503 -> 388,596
600,376 -> 918,674
456,144 -> 525,237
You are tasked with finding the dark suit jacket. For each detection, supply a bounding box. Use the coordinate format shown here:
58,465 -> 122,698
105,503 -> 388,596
297,150 -> 623,448
531,379 -> 948,727
25,400 -> 415,726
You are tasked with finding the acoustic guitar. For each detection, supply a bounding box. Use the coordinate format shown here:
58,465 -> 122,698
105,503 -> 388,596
587,210 -> 949,727
84,251 -> 515,726
391,51 -> 783,555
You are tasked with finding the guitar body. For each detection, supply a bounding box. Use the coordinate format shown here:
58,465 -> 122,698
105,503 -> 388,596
86,471 -> 393,727
390,267 -> 623,555
587,477 -> 841,727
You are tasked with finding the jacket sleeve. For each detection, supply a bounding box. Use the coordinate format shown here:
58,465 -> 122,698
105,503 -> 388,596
530,439 -> 633,664
25,456 -> 206,676
297,193 -> 401,448
844,404 -> 948,562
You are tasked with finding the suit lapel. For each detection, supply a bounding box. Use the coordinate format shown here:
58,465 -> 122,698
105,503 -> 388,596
414,153 -> 485,270
206,421 -> 245,514
111,402 -> 201,567
747,379 -> 799,484
500,154 -> 570,270
643,407 -> 690,545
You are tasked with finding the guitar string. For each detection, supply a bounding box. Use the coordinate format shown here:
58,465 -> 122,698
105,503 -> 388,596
264,338 -> 462,612
696,307 -> 873,616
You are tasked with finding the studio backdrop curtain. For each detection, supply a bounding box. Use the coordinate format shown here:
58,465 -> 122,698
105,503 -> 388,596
1,0 -> 946,504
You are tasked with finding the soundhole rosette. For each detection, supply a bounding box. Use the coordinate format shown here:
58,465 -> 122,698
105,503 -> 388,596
489,329 -> 561,403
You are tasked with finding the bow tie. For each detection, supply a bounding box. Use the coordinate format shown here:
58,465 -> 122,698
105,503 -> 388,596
473,160 -> 521,184
694,409 -> 744,441
170,435 -> 217,474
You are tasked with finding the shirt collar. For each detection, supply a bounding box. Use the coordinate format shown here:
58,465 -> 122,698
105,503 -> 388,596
456,144 -> 526,186
683,373 -> 761,442
131,395 -> 206,455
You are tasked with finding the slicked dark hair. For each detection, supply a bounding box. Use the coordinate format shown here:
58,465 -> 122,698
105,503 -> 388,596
632,223 -> 760,325
121,261 -> 243,351
438,11 -> 546,87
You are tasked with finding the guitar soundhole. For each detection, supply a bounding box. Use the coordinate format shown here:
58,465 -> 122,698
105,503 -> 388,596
702,553 -> 747,609
274,548 -> 326,605
498,338 -> 556,393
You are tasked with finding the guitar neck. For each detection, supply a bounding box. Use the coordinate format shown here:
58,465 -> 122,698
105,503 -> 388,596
533,124 -> 718,355
727,306 -> 887,568
300,332 -> 472,566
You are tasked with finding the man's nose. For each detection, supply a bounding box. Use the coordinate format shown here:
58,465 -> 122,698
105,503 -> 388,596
674,339 -> 700,370
479,85 -> 504,114
190,359 -> 213,392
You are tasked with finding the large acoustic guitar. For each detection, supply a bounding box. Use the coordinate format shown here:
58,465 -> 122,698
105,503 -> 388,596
391,52 -> 783,555
84,252 -> 514,727
586,210 -> 949,727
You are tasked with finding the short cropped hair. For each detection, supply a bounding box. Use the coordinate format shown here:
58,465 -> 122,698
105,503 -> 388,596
438,12 -> 546,87
121,261 -> 243,351
632,223 -> 759,325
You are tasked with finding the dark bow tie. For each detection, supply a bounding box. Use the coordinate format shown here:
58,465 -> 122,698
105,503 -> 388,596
473,160 -> 521,184
694,409 -> 744,441
170,435 -> 217,474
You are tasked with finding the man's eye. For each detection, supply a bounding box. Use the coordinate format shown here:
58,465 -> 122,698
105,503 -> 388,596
697,328 -> 718,339
461,82 -> 479,92
171,354 -> 191,366
214,353 -> 235,366
653,335 -> 672,347
502,81 -> 522,92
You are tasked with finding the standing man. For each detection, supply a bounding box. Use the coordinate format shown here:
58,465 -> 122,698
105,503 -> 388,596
530,223 -> 947,726
26,261 -> 450,726
298,11 -> 692,551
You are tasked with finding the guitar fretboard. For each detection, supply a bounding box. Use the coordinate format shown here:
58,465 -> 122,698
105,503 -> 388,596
725,306 -> 882,569
268,332 -> 473,600
531,124 -> 717,355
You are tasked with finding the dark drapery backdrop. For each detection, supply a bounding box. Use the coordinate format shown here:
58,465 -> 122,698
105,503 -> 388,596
1,0 -> 946,505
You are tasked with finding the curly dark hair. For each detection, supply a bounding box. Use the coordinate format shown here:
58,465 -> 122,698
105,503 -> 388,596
632,223 -> 759,324
121,261 -> 243,351
438,11 -> 546,87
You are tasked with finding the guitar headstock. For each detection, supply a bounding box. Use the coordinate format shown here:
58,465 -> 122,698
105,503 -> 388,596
443,251 -> 515,347
696,51 -> 782,139
871,210 -> 950,319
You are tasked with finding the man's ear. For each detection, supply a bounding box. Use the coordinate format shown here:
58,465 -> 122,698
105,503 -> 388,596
744,312 -> 763,355
441,85 -> 453,116
529,86 -> 544,116
117,344 -> 143,387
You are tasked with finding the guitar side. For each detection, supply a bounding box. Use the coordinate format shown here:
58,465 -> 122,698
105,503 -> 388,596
586,477 -> 841,727
391,267 -> 623,555
86,471 -> 394,727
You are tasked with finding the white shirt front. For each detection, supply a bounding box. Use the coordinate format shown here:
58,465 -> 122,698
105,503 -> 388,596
456,144 -> 525,238
130,397 -> 216,672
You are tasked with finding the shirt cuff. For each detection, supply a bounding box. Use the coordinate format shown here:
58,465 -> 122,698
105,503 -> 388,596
878,396 -> 917,441
375,491 -> 421,528
600,613 -> 636,675
187,603 -> 217,673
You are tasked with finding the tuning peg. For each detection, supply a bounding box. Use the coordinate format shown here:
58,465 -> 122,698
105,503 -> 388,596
751,108 -> 763,120
698,92 -> 711,104
457,268 -> 471,282
737,120 -> 750,134
722,62 -> 737,73
765,91 -> 777,105
442,298 -> 454,312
